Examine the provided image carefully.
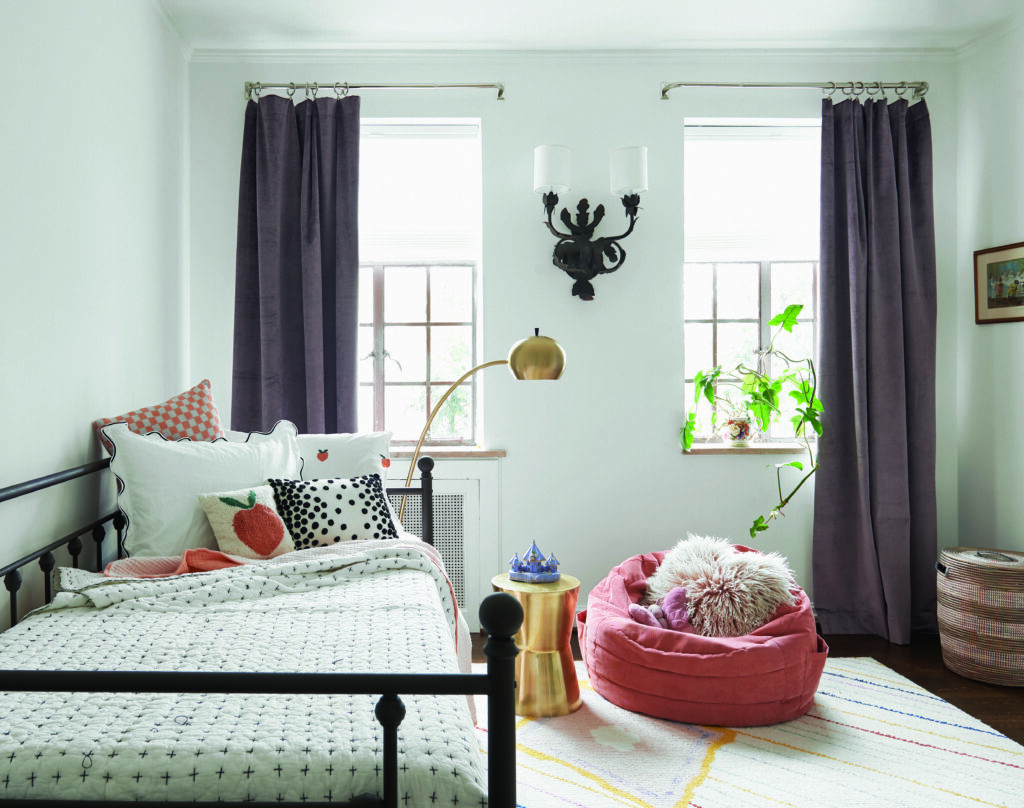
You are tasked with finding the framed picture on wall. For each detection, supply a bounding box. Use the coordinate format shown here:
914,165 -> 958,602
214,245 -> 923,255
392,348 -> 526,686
974,241 -> 1024,324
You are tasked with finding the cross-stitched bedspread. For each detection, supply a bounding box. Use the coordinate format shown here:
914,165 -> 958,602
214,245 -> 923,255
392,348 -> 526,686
0,542 -> 486,804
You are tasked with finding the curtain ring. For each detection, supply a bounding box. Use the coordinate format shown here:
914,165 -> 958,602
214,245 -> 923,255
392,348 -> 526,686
253,81 -> 262,99
823,81 -> 837,98
852,81 -> 866,96
865,81 -> 881,96
333,82 -> 344,99
311,82 -> 319,99
287,82 -> 296,98
841,82 -> 855,96
895,81 -> 908,98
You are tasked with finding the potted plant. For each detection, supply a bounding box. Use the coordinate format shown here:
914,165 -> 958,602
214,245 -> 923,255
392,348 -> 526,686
679,303 -> 823,538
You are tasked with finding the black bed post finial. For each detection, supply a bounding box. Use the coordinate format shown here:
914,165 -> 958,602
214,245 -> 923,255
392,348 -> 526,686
91,525 -> 106,573
417,456 -> 435,547
113,512 -> 126,559
4,569 -> 22,627
479,591 -> 523,808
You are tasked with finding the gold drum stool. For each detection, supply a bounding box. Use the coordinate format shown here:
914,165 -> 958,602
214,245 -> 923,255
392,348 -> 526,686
491,573 -> 582,717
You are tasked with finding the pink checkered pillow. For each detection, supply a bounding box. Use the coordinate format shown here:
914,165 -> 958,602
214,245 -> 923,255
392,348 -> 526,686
93,379 -> 225,453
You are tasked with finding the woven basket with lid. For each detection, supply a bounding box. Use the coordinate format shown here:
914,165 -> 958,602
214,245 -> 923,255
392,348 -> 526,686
936,546 -> 1024,686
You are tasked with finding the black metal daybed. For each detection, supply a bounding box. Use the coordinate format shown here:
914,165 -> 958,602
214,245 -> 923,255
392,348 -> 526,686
0,455 -> 521,807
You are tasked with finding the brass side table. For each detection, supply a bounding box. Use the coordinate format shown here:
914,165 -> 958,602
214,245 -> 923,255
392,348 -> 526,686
491,572 -> 582,717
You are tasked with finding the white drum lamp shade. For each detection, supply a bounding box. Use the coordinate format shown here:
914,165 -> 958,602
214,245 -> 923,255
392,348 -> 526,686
610,146 -> 648,195
533,145 -> 571,194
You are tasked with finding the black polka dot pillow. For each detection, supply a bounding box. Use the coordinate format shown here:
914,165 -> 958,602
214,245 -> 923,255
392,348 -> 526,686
267,474 -> 399,548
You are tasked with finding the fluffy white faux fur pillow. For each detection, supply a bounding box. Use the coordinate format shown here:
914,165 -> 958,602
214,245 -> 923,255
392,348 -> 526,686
642,534 -> 797,637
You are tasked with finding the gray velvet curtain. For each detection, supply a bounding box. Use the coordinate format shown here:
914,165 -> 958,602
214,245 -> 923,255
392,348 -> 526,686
812,97 -> 937,645
232,93 -> 360,434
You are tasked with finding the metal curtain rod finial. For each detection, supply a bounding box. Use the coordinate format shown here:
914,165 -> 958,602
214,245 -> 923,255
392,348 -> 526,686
660,80 -> 929,100
243,81 -> 505,100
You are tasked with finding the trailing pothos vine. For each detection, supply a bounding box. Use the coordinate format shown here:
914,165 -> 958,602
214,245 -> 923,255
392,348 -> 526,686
679,304 -> 823,539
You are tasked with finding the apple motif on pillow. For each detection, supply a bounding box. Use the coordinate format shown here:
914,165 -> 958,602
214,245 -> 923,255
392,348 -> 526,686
317,449 -> 329,462
220,490 -> 285,557
379,453 -> 390,469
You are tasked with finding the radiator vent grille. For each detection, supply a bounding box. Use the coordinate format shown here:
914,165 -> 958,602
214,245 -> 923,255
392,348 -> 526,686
390,492 -> 466,607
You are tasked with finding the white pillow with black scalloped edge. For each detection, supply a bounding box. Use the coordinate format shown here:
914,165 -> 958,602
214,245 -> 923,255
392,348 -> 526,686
102,420 -> 302,558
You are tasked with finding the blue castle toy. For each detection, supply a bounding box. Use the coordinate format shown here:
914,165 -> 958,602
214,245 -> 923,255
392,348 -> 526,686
508,541 -> 561,583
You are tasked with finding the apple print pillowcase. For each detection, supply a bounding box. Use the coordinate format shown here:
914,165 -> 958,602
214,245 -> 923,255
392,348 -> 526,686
295,432 -> 393,483
198,485 -> 296,559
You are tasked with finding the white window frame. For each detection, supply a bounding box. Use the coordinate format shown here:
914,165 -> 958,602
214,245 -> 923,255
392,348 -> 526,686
359,261 -> 480,446
357,119 -> 482,446
683,260 -> 819,445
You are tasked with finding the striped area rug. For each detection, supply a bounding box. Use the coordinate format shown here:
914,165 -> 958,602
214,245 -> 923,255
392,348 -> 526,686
474,659 -> 1023,807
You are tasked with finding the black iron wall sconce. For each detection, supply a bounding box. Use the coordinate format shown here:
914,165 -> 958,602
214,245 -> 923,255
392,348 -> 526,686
534,145 -> 647,301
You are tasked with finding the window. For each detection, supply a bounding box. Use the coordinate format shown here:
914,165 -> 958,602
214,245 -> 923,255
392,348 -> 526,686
682,120 -> 820,442
357,121 -> 482,445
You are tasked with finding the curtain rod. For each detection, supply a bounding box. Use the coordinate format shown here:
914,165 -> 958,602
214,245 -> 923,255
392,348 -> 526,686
244,81 -> 505,101
660,80 -> 928,101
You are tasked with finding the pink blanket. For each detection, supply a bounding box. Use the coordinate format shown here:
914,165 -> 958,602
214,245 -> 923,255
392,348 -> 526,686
105,548 -> 245,578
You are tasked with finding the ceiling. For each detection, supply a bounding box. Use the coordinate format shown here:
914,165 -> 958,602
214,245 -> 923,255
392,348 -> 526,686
161,0 -> 1022,52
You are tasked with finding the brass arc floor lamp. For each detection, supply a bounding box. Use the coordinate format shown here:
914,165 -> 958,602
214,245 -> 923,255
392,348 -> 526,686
398,329 -> 565,522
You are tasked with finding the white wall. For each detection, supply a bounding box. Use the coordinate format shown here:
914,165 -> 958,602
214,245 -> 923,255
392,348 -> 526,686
0,0 -> 189,621
956,27 -> 1024,552
189,49 -> 959,609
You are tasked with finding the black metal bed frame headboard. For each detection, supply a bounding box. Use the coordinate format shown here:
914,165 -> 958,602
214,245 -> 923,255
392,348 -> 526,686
0,455 -> 435,628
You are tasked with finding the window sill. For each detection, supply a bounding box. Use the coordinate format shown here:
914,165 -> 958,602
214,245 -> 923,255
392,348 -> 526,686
392,447 -> 507,459
684,442 -> 811,455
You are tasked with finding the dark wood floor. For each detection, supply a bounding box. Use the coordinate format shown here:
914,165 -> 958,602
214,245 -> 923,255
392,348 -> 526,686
471,630 -> 1024,744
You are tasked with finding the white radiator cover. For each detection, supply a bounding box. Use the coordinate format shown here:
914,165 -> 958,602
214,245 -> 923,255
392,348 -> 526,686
388,474 -> 491,630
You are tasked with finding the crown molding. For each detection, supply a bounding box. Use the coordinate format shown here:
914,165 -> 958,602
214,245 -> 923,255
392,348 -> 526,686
189,45 -> 957,66
955,15 -> 1024,61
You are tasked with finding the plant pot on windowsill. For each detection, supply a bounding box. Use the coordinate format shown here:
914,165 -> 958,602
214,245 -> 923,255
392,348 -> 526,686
722,417 -> 754,446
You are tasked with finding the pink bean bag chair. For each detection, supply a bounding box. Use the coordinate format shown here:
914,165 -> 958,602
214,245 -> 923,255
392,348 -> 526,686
577,550 -> 828,726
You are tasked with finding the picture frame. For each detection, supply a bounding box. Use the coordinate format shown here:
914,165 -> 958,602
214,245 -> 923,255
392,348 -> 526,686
974,241 -> 1024,324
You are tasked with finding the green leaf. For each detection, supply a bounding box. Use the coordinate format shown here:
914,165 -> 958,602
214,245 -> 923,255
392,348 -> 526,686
219,496 -> 250,509
749,514 -> 769,539
768,303 -> 803,332
680,412 -> 697,451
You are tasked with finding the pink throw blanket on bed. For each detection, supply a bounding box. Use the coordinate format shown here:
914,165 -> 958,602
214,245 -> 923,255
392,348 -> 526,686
105,548 -> 245,578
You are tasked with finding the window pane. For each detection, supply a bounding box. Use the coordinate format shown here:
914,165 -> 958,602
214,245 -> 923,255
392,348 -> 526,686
358,326 -> 374,384
683,124 -> 820,263
384,266 -> 426,322
430,325 -> 472,382
358,265 -> 374,324
385,385 -> 426,441
683,263 -> 713,319
429,384 -> 471,440
717,322 -> 759,372
770,262 -> 815,320
357,385 -> 374,433
430,265 -> 473,322
772,325 -> 814,370
684,323 -> 713,378
384,325 -> 426,382
716,263 -> 759,319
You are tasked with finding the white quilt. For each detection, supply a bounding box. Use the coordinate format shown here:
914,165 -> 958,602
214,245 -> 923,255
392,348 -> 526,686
0,542 -> 487,805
